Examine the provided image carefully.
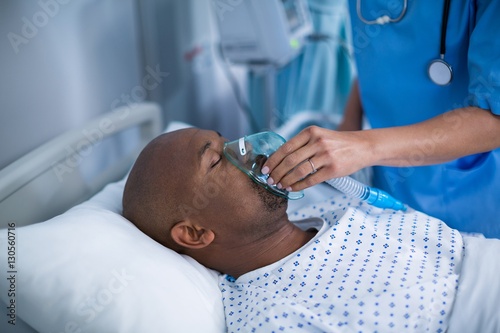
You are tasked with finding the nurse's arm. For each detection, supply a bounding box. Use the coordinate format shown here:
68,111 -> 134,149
262,107 -> 500,192
365,107 -> 500,167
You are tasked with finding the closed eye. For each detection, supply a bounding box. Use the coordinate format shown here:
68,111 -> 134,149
211,156 -> 222,169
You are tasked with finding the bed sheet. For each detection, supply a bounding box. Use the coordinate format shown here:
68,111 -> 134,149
447,235 -> 500,332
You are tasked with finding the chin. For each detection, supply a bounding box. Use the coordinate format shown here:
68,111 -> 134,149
250,181 -> 288,212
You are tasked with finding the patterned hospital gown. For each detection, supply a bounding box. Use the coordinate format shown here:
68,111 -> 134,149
219,196 -> 464,332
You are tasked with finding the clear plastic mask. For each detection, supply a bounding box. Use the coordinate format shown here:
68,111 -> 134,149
223,131 -> 304,200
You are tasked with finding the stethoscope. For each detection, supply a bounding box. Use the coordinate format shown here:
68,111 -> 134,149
356,0 -> 453,86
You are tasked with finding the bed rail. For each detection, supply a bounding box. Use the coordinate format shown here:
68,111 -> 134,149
0,103 -> 162,228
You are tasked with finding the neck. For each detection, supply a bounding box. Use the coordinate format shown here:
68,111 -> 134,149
197,217 -> 317,278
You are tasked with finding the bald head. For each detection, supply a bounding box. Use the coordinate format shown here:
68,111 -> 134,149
123,129 -> 198,248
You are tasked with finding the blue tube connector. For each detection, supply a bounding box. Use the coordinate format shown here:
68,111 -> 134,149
364,187 -> 407,211
325,177 -> 407,211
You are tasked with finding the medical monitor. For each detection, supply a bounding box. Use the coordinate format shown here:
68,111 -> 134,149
214,0 -> 313,67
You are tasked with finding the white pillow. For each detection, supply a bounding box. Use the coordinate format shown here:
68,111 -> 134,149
0,122 -> 225,333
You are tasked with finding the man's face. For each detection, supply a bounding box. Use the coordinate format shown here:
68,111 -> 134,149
172,128 -> 287,233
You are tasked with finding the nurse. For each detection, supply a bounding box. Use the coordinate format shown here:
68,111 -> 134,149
262,0 -> 500,238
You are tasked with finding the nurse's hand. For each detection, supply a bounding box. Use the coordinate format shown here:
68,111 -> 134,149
261,126 -> 372,192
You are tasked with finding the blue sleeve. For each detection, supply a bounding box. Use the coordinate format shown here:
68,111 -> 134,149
467,0 -> 500,115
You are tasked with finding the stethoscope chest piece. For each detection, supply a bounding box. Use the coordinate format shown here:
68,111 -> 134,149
428,59 -> 453,86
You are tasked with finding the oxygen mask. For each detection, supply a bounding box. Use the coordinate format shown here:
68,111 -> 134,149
223,131 -> 304,200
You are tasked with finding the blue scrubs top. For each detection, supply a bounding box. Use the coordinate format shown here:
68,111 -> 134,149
348,0 -> 500,237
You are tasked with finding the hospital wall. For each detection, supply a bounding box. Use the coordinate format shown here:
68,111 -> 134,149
0,0 -> 249,170
139,0 -> 249,139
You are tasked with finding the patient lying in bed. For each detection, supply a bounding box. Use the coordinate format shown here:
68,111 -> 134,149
122,128 -> 500,333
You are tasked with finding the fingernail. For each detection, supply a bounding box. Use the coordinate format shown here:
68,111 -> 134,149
286,187 -> 292,192
261,166 -> 269,174
267,177 -> 274,185
277,183 -> 283,189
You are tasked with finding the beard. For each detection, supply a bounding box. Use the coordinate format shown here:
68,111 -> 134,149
249,179 -> 288,212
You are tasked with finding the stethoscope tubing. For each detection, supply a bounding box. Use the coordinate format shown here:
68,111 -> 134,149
356,0 -> 453,85
356,0 -> 408,25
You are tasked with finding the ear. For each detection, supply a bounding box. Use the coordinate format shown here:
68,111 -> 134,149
170,220 -> 215,249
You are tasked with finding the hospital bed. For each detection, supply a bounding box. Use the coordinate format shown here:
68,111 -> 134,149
0,102 -> 339,333
1,103 -> 497,333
